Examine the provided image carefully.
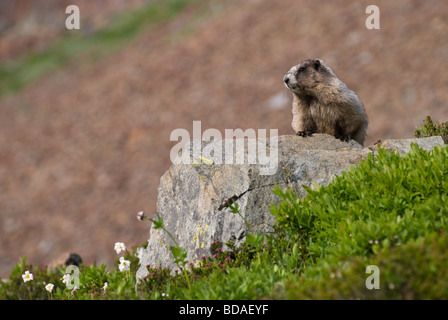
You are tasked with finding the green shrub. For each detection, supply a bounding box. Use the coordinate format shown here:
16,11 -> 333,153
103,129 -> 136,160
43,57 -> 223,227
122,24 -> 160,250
138,239 -> 267,299
0,247 -> 146,300
267,143 -> 448,298
415,115 -> 448,144
279,231 -> 448,299
0,257 -> 62,300
271,143 -> 448,270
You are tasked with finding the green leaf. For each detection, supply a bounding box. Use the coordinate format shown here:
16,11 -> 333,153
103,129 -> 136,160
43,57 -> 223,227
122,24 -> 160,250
150,215 -> 164,229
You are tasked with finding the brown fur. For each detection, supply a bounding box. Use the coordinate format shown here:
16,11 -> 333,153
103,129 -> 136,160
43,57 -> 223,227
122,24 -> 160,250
283,59 -> 368,145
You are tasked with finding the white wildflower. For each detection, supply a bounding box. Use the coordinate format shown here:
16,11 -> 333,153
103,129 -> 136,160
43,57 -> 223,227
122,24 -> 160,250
114,242 -> 126,254
61,274 -> 70,285
137,211 -> 145,221
22,271 -> 33,283
45,283 -> 54,293
118,257 -> 131,272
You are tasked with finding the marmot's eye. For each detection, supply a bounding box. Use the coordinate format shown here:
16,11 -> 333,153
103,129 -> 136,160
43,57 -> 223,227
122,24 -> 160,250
298,67 -> 305,72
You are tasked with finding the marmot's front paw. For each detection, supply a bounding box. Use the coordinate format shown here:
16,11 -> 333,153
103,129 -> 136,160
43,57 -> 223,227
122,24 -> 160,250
296,131 -> 313,137
334,134 -> 351,142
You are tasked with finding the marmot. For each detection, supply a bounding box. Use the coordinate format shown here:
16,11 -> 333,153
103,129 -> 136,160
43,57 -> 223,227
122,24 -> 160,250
283,59 -> 368,146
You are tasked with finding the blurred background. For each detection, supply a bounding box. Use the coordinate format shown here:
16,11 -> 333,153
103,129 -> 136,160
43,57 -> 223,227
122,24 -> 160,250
0,0 -> 447,278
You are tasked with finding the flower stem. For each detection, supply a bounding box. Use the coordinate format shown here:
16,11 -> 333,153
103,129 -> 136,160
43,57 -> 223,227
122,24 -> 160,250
164,227 -> 179,248
183,268 -> 191,289
150,217 -> 179,247
27,285 -> 32,300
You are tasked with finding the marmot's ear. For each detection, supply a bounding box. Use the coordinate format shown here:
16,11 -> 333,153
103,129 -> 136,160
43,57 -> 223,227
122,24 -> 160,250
313,59 -> 321,70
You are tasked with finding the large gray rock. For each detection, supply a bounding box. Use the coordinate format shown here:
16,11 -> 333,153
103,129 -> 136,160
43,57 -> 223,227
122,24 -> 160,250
136,134 -> 446,281
370,136 -> 446,155
136,134 -> 370,279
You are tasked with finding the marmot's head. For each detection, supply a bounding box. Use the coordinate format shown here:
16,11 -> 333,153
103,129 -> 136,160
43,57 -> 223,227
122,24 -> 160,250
283,59 -> 336,95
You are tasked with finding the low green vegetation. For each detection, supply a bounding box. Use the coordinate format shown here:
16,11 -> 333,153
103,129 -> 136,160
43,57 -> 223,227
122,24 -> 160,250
2,140 -> 447,299
415,115 -> 448,144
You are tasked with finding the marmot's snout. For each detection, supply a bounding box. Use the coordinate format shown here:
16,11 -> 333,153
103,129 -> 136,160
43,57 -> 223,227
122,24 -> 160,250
283,70 -> 299,91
